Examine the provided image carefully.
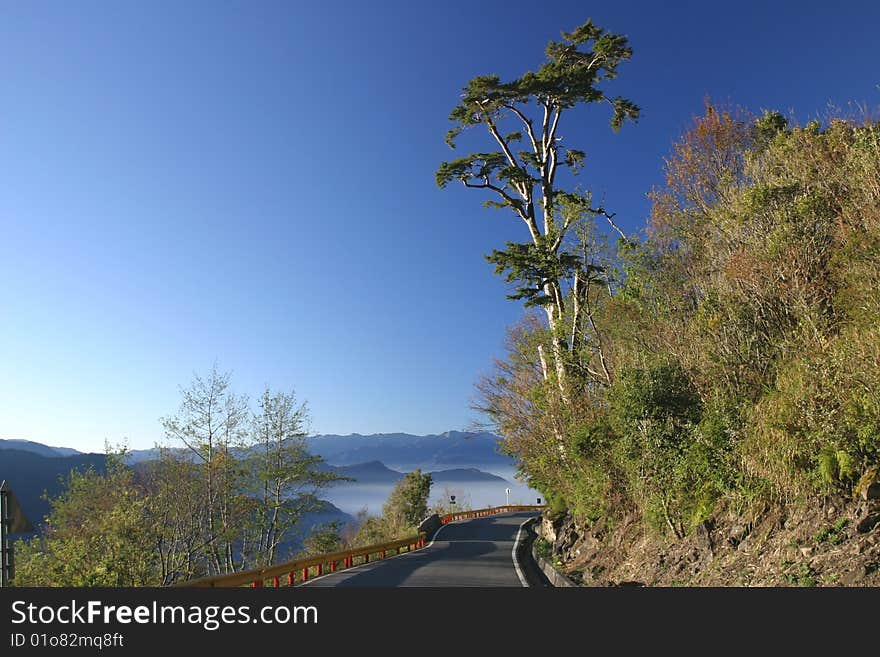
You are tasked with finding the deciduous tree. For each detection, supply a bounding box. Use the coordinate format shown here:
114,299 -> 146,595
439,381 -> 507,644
161,366 -> 249,575
242,388 -> 339,566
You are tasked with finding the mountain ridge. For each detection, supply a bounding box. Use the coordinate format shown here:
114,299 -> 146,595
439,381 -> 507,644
2,430 -> 514,472
0,438 -> 88,458
323,461 -> 508,485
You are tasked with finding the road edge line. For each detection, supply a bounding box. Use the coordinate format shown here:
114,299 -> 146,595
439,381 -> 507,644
512,516 -> 534,587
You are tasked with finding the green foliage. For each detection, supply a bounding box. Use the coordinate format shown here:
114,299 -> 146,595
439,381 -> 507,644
350,514 -> 395,547
440,19 -> 639,150
606,364 -> 722,535
349,472 -> 434,548
437,19 -> 639,394
480,100 -> 880,540
819,447 -> 857,486
752,111 -> 789,148
383,470 -> 433,531
533,537 -> 552,559
485,238 -> 592,307
302,522 -> 343,557
15,458 -> 156,587
243,387 -> 342,567
16,371 -> 339,585
815,518 -> 848,546
784,562 -> 818,587
546,495 -> 569,522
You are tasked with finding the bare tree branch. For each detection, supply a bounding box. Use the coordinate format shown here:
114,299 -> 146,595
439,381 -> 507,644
478,101 -> 529,198
584,279 -> 613,386
547,107 -> 563,186
502,102 -> 541,157
462,178 -> 541,240
591,206 -> 629,241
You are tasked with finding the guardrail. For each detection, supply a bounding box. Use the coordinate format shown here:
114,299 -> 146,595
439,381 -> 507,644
440,504 -> 545,524
175,504 -> 545,588
177,534 -> 427,588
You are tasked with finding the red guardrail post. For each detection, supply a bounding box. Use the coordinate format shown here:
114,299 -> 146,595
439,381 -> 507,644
252,579 -> 263,588
273,575 -> 280,587
288,571 -> 294,586
330,561 -> 336,573
381,550 -> 386,559
301,567 -> 309,582
316,564 -> 323,576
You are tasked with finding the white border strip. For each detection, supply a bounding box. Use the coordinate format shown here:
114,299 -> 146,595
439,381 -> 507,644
512,517 -> 534,587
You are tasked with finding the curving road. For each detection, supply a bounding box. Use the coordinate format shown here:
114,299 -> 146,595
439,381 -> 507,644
302,511 -> 542,587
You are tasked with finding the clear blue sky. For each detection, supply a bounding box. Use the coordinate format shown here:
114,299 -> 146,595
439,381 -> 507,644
1,0 -> 878,452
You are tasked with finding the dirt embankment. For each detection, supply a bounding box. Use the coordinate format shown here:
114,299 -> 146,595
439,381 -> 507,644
539,482 -> 880,586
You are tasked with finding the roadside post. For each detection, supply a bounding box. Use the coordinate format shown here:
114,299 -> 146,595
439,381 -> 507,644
1,480 -> 34,587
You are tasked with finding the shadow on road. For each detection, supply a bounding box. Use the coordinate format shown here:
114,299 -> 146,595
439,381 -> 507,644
305,512 -> 541,587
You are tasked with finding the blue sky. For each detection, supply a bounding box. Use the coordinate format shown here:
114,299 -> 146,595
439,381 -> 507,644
1,0 -> 878,452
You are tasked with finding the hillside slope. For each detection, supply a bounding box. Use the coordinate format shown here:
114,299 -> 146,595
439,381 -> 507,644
0,449 -> 108,530
540,488 -> 880,586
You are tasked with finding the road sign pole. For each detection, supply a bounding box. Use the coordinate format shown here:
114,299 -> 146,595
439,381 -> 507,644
1,481 -> 8,588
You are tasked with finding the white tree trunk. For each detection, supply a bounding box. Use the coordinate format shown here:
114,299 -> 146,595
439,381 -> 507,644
542,289 -> 570,405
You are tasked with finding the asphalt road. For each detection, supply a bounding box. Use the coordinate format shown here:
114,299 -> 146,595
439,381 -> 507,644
302,511 -> 543,587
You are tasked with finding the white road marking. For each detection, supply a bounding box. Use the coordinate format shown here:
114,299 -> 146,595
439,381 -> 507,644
300,512 -> 537,587
512,516 -> 534,587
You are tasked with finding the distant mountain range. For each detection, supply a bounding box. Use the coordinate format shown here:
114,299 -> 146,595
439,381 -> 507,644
0,444 -> 353,546
1,430 -> 513,472
0,432 -> 513,533
324,460 -> 507,485
305,430 -> 510,471
0,448 -> 109,530
0,438 -> 84,458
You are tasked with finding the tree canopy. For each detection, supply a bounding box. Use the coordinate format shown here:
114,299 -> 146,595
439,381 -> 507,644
437,19 -> 639,399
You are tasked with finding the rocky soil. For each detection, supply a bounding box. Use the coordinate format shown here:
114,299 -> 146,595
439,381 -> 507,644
538,478 -> 880,587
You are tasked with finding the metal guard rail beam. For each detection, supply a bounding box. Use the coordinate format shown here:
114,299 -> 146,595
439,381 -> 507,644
439,504 -> 545,525
176,504 -> 545,588
176,535 -> 427,588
